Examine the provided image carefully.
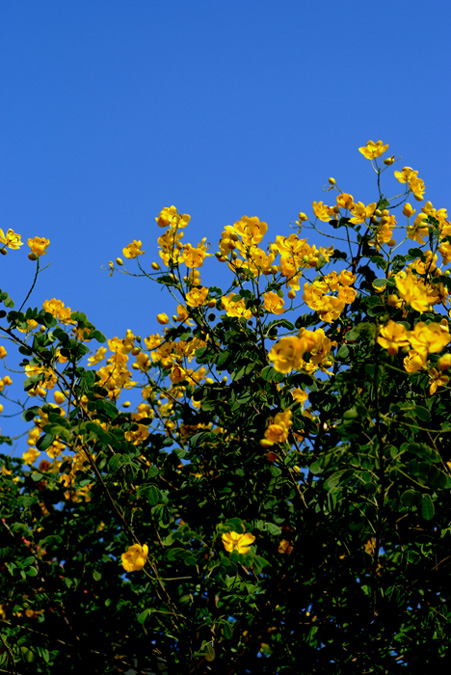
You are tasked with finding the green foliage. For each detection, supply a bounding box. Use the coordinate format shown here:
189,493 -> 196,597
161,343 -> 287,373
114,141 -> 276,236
2,148 -> 451,672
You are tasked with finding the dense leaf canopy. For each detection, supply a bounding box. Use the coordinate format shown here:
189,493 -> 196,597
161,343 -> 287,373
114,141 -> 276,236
2,143 -> 451,672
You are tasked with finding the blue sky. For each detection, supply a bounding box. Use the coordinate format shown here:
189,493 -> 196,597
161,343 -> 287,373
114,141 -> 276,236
1,1 -> 450,445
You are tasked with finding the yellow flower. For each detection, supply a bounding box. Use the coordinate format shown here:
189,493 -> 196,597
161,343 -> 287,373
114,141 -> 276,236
0,346 -> 6,359
358,140 -> 389,160
263,291 -> 285,315
377,320 -> 410,355
0,228 -> 22,250
222,293 -> 252,319
312,201 -> 334,223
23,447 -> 40,466
222,530 -> 255,555
403,350 -> 426,374
349,202 -> 376,225
53,391 -> 66,405
182,240 -> 211,268
156,313 -> 170,325
132,352 -> 151,371
27,236 -> 50,257
123,240 -> 145,259
233,216 -> 267,246
186,286 -> 209,308
264,409 -> 292,445
291,388 -> 308,405
125,424 -> 150,445
394,271 -> 433,313
121,543 -> 149,571
336,193 -> 354,210
409,321 -> 450,357
278,539 -> 293,554
43,298 -> 74,324
394,166 -> 415,184
87,346 -> 107,365
268,336 -> 305,374
156,206 -> 190,229
403,203 -> 416,218
437,353 -> 451,371
428,367 -> 449,395
409,175 -> 426,201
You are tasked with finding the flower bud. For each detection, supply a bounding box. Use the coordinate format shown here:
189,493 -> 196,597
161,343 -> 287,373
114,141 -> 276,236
116,257 -> 123,266
383,155 -> 395,166
54,391 -> 66,404
403,203 -> 415,218
157,313 -> 169,325
28,253 -> 37,261
151,262 -> 160,270
387,294 -> 399,307
0,248 -> 7,256
328,177 -> 336,185
437,354 -> 451,371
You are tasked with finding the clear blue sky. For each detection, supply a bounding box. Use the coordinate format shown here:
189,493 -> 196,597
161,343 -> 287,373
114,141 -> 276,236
1,1 -> 450,444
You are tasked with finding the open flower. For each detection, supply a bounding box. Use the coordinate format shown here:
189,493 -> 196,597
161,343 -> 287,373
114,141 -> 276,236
0,228 -> 22,250
222,530 -> 255,555
121,543 -> 149,571
359,140 -> 389,160
28,236 -> 50,257
123,240 -> 145,259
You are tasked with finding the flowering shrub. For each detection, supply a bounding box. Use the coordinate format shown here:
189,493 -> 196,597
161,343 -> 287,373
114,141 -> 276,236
2,142 -> 451,672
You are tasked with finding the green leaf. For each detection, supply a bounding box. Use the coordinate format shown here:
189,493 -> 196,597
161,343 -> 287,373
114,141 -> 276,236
147,485 -> 162,506
421,494 -> 435,520
138,608 -> 151,624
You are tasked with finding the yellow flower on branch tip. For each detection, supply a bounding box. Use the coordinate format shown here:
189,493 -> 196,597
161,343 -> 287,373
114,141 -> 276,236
358,140 -> 389,160
123,240 -> 144,259
222,530 -> 255,555
121,543 -> 149,571
0,228 -> 22,250
27,236 -> 50,257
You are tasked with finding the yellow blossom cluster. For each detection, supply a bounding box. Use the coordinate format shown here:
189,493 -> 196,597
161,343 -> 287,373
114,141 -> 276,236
262,409 -> 292,446
43,298 -> 74,324
269,328 -> 334,375
394,270 -> 446,313
222,293 -> 252,319
303,270 -> 357,322
394,166 -> 426,201
378,319 -> 450,388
